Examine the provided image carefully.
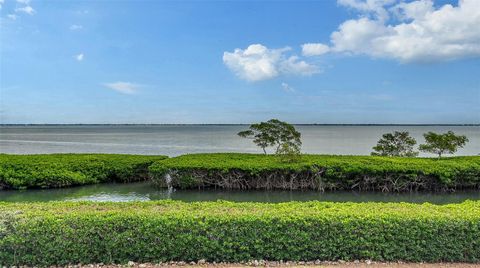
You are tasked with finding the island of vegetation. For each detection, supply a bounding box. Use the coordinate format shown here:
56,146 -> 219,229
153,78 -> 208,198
0,154 -> 167,190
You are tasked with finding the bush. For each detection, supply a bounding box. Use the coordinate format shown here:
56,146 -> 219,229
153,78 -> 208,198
0,154 -> 167,189
149,153 -> 480,192
0,200 -> 479,265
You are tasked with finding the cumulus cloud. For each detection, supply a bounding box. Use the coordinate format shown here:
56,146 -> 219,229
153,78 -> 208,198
75,53 -> 84,61
15,5 -> 35,15
279,56 -> 320,75
309,0 -> 480,63
103,82 -> 140,94
302,43 -> 330,56
7,14 -> 17,20
223,44 -> 320,81
70,24 -> 83,30
0,0 -> 4,9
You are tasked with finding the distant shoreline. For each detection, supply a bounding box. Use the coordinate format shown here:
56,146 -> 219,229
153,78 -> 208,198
1,124 -> 479,127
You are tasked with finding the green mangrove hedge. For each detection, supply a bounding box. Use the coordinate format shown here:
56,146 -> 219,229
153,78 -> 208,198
0,154 -> 167,189
0,201 -> 479,265
149,153 -> 480,192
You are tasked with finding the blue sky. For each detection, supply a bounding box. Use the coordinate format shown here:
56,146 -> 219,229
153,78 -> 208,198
0,0 -> 479,124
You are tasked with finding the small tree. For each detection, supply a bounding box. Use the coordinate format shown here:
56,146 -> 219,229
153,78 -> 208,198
419,131 -> 469,158
371,131 -> 418,157
276,141 -> 301,163
238,119 -> 302,155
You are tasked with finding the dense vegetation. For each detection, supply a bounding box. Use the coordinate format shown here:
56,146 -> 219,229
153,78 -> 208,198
0,154 -> 167,189
150,153 -> 480,192
0,200 -> 479,265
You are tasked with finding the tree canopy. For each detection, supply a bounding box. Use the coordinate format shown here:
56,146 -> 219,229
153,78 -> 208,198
371,131 -> 418,157
419,131 -> 469,158
238,119 -> 301,155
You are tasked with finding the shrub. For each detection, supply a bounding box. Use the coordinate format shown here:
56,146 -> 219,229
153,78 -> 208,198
276,142 -> 302,163
0,200 -> 479,265
0,154 -> 167,189
149,153 -> 480,192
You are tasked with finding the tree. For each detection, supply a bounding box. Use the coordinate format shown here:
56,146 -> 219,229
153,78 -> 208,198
419,131 -> 469,158
238,119 -> 302,155
371,131 -> 418,157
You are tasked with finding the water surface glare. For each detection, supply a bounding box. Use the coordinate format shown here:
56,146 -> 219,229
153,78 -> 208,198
0,182 -> 479,204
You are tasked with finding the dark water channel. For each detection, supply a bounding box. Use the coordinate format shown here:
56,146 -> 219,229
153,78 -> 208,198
1,181 -> 478,204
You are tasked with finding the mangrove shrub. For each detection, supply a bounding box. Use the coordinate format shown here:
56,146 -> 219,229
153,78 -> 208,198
0,154 -> 167,189
149,153 -> 480,192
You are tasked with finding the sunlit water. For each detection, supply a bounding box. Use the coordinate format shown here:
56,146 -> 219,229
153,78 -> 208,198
0,181 -> 479,203
1,125 -> 479,156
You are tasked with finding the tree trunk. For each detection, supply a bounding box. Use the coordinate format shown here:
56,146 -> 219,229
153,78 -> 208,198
262,147 -> 267,155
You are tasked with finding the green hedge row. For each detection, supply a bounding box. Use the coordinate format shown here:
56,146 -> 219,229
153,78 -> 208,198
149,153 -> 480,192
2,153 -> 479,191
0,201 -> 479,265
0,154 -> 167,189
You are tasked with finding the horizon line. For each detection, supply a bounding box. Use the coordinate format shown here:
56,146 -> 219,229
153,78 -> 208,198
1,123 -> 479,126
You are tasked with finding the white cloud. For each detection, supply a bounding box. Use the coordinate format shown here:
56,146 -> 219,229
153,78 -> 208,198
103,82 -> 140,94
223,44 -> 283,81
70,24 -> 83,30
302,43 -> 330,56
281,82 -> 295,93
7,14 -> 17,20
75,53 -> 84,61
279,56 -> 320,75
15,5 -> 35,15
223,44 -> 320,81
338,0 -> 397,21
0,0 -> 4,9
323,0 -> 480,62
16,0 -> 30,4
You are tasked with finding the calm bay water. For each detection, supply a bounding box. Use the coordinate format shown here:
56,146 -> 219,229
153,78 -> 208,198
0,181 -> 479,203
1,125 -> 479,156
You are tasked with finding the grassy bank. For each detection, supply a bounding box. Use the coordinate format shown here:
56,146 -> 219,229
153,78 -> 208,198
1,200 -> 479,265
149,153 -> 480,192
0,154 -> 167,189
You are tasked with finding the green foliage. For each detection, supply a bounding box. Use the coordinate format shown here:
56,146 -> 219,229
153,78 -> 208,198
371,131 -> 418,157
238,119 -> 301,154
276,142 -> 301,163
149,153 -> 480,191
1,200 -> 479,265
420,131 -> 469,158
0,154 -> 167,190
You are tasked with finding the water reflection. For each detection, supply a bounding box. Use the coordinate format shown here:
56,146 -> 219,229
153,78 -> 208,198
0,181 -> 479,204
